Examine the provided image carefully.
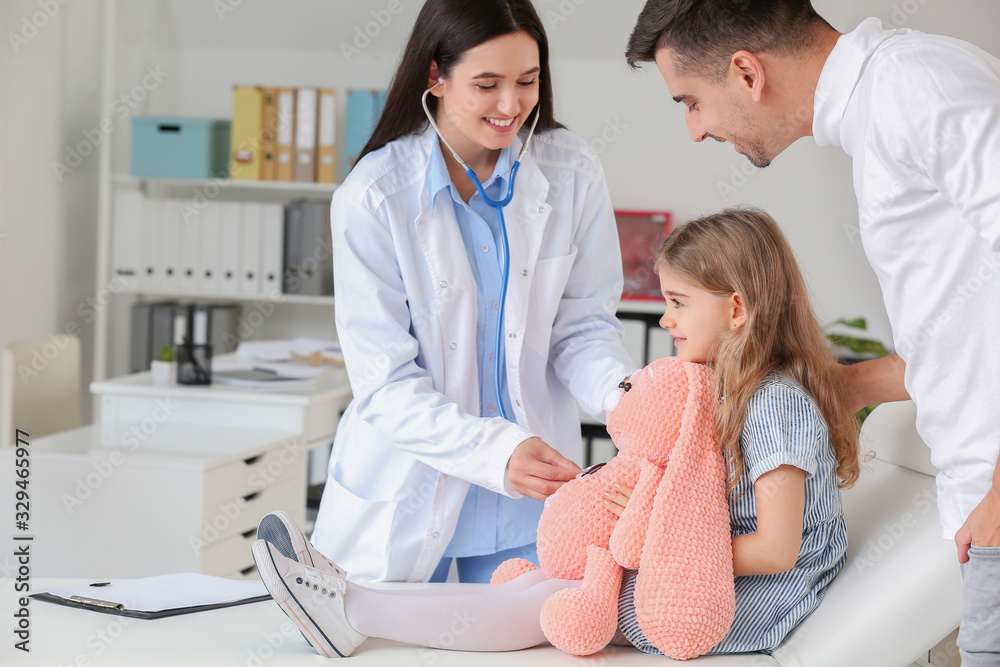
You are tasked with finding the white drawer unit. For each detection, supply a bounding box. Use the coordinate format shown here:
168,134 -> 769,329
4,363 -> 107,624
1,423 -> 310,579
90,362 -> 353,448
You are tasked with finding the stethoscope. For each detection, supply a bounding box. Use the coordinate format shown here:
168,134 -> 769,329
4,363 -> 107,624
421,80 -> 541,421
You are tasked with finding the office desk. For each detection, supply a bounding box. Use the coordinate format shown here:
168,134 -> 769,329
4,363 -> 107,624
0,579 -> 757,667
90,362 -> 353,448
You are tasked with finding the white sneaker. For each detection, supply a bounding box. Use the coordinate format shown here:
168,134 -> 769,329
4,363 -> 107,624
252,539 -> 367,658
256,510 -> 343,576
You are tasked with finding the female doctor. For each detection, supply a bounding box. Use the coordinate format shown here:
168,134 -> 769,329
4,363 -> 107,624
310,0 -> 636,584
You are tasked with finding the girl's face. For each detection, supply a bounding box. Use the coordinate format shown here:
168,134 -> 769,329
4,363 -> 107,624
430,31 -> 541,156
657,266 -> 745,363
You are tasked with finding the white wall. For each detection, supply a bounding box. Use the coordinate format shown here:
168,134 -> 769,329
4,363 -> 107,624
0,0 -> 105,424
1,0 -> 998,427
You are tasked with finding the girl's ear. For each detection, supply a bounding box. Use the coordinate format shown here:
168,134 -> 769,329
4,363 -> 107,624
428,61 -> 444,98
729,293 -> 747,330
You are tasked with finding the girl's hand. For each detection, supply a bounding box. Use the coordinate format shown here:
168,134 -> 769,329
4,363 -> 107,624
605,484 -> 633,525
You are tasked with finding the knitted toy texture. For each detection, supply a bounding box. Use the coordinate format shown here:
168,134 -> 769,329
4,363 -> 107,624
492,356 -> 735,658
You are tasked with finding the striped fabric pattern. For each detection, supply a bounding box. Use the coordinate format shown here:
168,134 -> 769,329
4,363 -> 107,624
618,375 -> 848,655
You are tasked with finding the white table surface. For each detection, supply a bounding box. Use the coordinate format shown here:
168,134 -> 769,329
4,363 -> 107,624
0,579 -> 762,666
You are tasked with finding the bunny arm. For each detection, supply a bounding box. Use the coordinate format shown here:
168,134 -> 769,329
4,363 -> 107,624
609,457 -> 664,569
536,455 -> 642,580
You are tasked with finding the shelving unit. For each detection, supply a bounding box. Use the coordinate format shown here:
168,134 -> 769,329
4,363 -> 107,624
90,0 -> 413,410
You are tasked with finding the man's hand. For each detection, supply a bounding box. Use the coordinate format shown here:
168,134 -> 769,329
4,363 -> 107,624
507,437 -> 582,501
839,354 -> 909,413
955,486 -> 1000,563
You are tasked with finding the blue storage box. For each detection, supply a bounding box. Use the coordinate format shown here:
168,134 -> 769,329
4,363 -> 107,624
131,117 -> 230,179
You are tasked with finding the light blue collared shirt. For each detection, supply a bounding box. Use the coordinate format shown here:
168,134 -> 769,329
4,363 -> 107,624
426,138 -> 544,557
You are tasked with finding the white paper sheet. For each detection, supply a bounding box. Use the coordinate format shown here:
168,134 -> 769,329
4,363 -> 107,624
45,573 -> 266,613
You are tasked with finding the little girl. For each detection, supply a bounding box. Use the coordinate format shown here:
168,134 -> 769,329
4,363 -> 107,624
609,206 -> 861,654
251,207 -> 860,658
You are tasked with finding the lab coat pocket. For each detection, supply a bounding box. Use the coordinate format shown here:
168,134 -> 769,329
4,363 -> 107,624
318,475 -> 398,571
525,246 -> 579,355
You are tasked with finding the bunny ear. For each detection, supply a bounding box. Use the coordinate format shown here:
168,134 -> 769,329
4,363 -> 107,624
631,361 -> 735,660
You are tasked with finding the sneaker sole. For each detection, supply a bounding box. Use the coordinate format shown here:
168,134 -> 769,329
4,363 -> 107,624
256,511 -> 314,567
251,541 -> 343,658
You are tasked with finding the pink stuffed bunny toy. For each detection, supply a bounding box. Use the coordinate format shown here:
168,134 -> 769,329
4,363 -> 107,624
492,356 -> 735,658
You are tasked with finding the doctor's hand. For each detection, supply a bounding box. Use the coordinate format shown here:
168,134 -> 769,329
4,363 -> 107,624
507,437 -> 582,502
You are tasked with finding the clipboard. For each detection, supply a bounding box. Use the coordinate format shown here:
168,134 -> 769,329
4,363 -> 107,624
31,573 -> 269,620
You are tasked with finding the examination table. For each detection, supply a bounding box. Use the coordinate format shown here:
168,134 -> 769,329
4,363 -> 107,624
1,401 -> 962,666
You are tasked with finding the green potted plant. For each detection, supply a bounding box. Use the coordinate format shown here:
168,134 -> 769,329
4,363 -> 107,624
150,344 -> 176,386
825,317 -> 890,423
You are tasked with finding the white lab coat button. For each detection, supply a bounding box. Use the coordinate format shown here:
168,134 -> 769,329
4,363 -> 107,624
440,281 -> 448,289
449,342 -> 457,350
432,532 -> 440,539
537,206 -> 545,214
522,270 -> 529,277
508,333 -> 516,339
516,399 -> 521,406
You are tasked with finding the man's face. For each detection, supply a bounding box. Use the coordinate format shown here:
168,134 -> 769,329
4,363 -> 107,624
654,48 -> 777,168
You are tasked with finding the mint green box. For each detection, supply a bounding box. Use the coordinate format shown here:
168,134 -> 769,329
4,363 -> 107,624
131,117 -> 230,179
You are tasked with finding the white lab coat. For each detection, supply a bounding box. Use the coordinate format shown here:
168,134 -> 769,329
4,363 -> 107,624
813,18 -> 1000,538
312,125 -> 636,582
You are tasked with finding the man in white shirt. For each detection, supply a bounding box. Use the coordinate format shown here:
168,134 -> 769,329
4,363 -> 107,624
625,1 -> 1000,663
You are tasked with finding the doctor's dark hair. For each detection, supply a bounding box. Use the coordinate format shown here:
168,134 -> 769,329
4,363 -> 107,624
358,0 -> 562,163
625,0 -> 834,83
655,208 -> 860,494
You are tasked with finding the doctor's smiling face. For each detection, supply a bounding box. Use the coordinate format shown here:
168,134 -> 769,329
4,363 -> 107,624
429,30 -> 541,161
657,265 -> 744,364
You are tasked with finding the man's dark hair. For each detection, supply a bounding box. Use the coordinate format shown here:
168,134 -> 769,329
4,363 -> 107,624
625,0 -> 833,82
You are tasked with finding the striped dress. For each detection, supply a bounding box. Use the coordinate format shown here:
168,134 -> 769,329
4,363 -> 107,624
618,374 -> 848,655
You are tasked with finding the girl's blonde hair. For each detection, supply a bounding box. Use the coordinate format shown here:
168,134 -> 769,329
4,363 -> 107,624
656,207 -> 860,492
